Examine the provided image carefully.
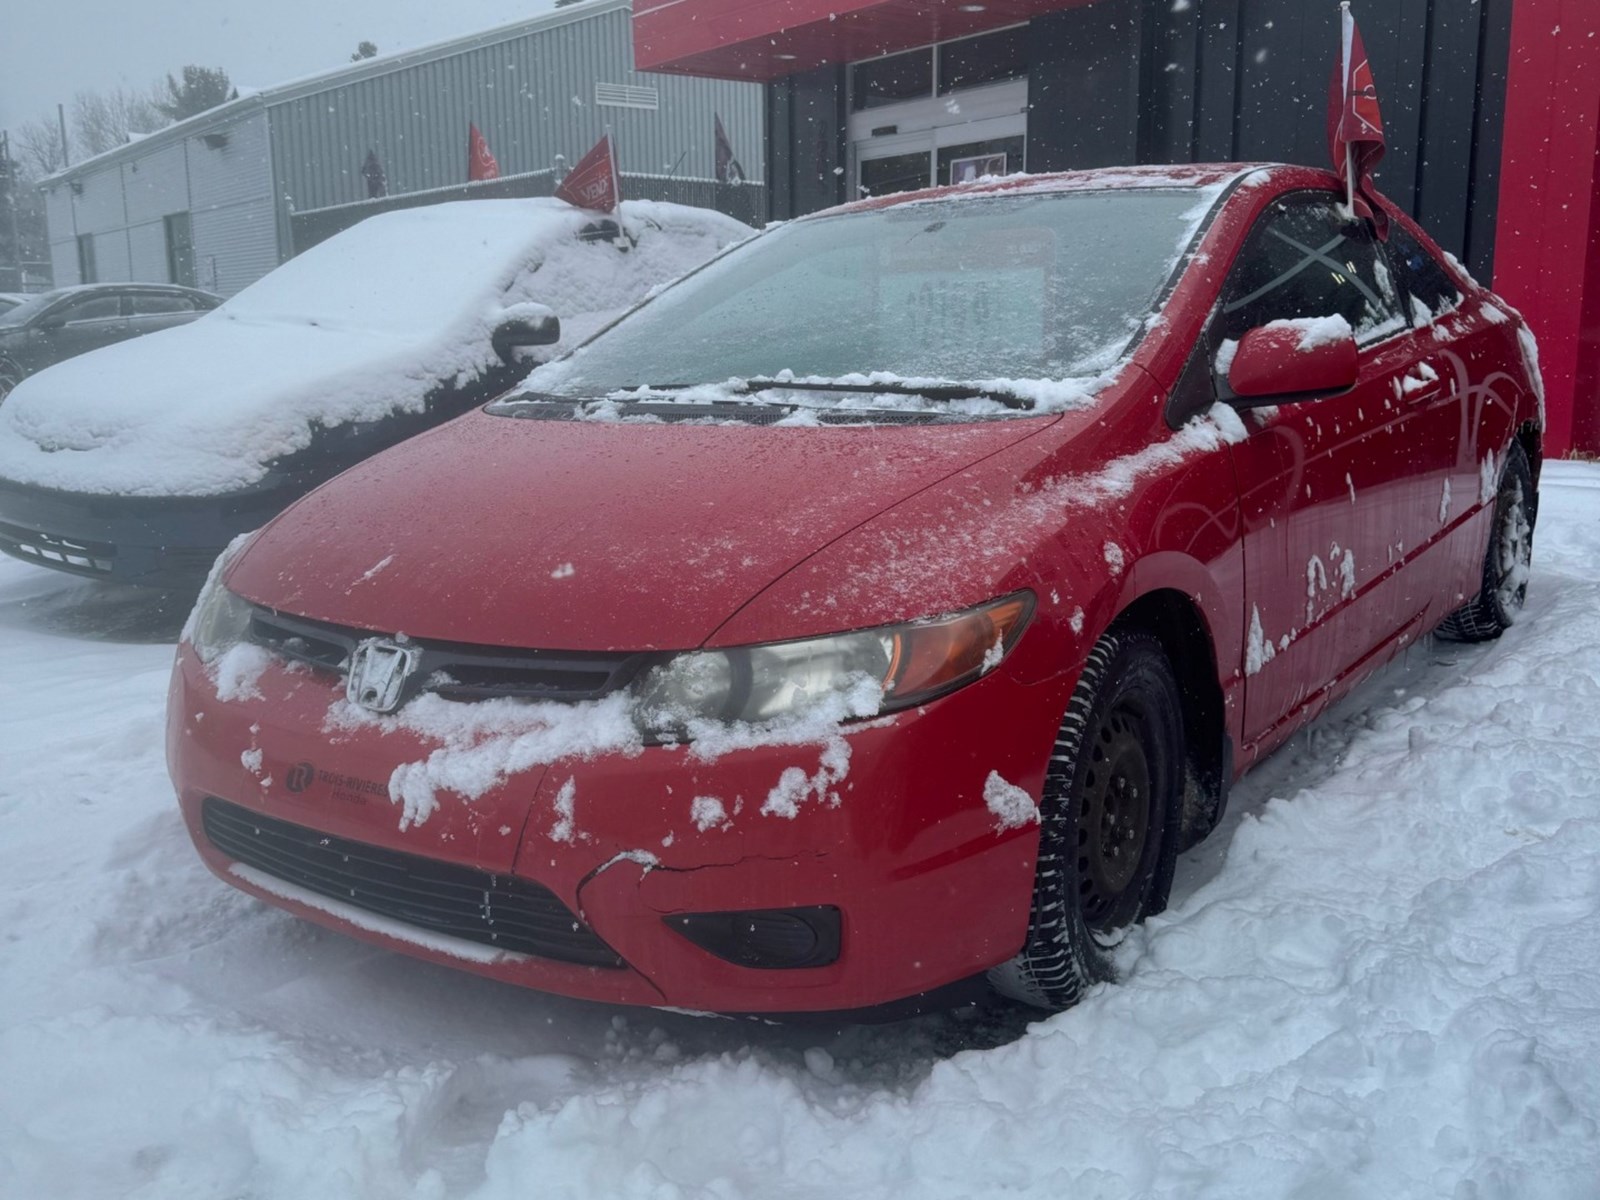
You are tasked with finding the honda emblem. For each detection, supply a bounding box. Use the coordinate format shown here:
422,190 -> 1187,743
346,638 -> 421,713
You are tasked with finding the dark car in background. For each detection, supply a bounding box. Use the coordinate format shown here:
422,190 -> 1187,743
0,284 -> 221,401
0,199 -> 749,586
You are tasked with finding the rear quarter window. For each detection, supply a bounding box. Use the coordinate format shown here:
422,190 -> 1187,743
1386,224 -> 1465,321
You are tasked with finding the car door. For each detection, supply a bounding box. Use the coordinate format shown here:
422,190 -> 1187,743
126,290 -> 202,337
1213,192 -> 1434,756
42,293 -> 133,365
1380,220 -> 1505,603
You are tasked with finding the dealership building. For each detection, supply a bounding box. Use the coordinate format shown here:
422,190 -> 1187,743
39,0 -> 762,296
634,0 -> 1600,455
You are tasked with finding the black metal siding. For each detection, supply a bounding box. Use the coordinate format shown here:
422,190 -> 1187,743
764,66 -> 848,222
1022,0 -> 1513,271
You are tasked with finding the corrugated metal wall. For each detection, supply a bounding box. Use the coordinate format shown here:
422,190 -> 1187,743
39,111 -> 278,294
121,141 -> 188,282
268,6 -> 763,214
45,187 -> 79,286
185,112 -> 280,294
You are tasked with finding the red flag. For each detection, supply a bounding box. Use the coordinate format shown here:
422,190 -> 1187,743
714,115 -> 745,185
1327,3 -> 1388,238
468,122 -> 500,182
555,134 -> 620,214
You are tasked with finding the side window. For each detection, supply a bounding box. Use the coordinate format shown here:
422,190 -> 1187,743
63,295 -> 121,323
1385,223 -> 1464,320
1218,196 -> 1406,344
130,293 -> 193,315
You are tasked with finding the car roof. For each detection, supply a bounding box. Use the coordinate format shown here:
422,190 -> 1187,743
816,162 -> 1335,220
35,282 -> 222,305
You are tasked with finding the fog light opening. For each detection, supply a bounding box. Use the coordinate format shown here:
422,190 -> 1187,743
666,906 -> 841,970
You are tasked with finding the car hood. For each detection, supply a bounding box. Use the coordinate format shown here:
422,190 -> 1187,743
0,319 -> 438,497
225,408 -> 1059,652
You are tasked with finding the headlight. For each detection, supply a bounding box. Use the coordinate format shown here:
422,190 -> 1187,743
183,537 -> 257,664
187,582 -> 254,664
633,592 -> 1033,738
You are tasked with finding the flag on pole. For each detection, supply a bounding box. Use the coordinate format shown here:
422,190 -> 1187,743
1327,2 -> 1388,238
714,115 -> 745,184
361,149 -> 387,199
468,122 -> 501,182
555,133 -> 620,213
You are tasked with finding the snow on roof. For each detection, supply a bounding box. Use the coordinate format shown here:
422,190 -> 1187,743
825,163 -> 1277,220
0,198 -> 751,497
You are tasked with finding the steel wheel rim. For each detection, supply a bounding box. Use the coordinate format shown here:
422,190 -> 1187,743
1494,478 -> 1532,614
1076,697 -> 1155,933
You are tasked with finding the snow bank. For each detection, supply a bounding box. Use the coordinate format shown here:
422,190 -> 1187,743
3,466 -> 1600,1200
0,199 -> 750,496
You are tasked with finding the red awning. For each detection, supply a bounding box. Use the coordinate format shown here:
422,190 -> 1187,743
634,0 -> 1094,81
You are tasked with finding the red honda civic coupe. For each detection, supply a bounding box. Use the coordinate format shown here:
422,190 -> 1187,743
168,164 -> 1542,1014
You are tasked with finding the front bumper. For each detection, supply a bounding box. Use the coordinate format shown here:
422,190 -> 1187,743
0,476 -> 308,587
167,641 -> 1068,1013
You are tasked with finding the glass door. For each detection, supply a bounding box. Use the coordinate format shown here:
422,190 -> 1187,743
853,102 -> 1027,200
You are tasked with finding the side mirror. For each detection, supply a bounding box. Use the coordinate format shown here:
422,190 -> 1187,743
491,302 -> 561,365
1221,318 -> 1358,407
35,314 -> 67,333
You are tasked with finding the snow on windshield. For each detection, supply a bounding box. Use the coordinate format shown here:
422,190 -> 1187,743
522,183 -> 1225,416
0,199 -> 751,497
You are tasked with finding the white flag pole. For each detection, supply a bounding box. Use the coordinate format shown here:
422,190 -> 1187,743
1341,2 -> 1356,219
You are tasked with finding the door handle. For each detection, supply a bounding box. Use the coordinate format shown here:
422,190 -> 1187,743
1397,363 -> 1443,403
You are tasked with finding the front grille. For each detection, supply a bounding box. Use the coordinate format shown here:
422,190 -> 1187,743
0,520 -> 115,574
246,607 -> 647,703
202,797 -> 624,968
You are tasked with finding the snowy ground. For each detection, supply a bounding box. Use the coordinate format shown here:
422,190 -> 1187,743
1,463 -> 1598,1199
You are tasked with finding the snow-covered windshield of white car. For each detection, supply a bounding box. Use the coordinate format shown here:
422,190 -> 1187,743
517,189 -> 1216,412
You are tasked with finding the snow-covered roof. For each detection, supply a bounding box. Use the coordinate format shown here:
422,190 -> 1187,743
42,0 -> 631,186
825,163 -> 1276,220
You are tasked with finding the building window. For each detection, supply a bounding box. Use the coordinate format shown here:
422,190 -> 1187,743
852,49 -> 934,111
164,213 -> 196,288
595,82 -> 659,110
852,27 -> 1028,112
76,234 -> 97,284
937,27 -> 1027,94
938,135 -> 1025,186
860,151 -> 934,197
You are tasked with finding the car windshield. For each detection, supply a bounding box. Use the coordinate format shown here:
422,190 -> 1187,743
0,290 -> 70,328
518,188 -> 1214,412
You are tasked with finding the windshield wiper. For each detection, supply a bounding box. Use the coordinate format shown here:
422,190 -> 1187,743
738,379 -> 1036,410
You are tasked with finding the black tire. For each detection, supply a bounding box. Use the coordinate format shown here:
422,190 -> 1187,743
1435,443 -> 1535,643
990,628 -> 1185,1011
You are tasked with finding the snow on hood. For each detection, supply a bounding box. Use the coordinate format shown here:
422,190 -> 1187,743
0,199 -> 751,497
223,409 -> 1053,652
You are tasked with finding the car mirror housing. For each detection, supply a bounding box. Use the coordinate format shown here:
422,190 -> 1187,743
35,314 -> 67,333
1222,321 -> 1359,407
492,304 -> 561,365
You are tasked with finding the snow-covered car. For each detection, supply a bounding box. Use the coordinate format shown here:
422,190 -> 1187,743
169,164 -> 1543,1016
0,200 -> 751,584
0,283 -> 222,401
